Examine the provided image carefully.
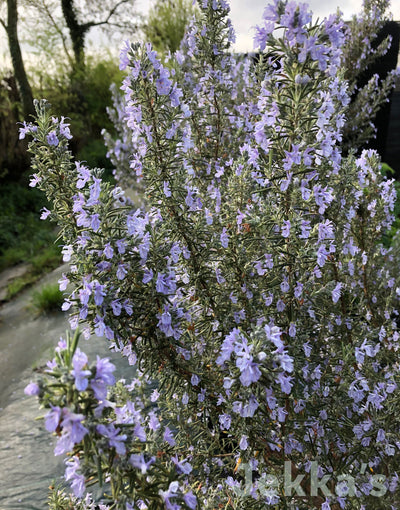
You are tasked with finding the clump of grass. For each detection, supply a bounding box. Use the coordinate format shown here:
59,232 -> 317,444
3,243 -> 62,301
6,273 -> 38,300
30,283 -> 64,316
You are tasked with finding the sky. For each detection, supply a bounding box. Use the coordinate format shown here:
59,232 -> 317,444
137,0 -> 400,53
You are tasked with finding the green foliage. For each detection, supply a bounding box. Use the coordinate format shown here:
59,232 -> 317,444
31,55 -> 125,177
142,0 -> 198,54
3,245 -> 61,300
0,178 -> 60,265
6,273 -> 38,300
30,282 -> 64,315
0,177 -> 62,299
33,55 -> 124,141
47,483 -> 95,510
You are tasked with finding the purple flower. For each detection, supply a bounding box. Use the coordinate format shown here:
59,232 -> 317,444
236,350 -> 261,386
103,243 -> 114,259
219,413 -> 232,430
62,245 -> 73,262
40,207 -> 51,220
139,232 -> 151,260
294,281 -> 303,298
45,406 -> 62,432
71,348 -> 91,391
163,426 -> 176,446
281,278 -> 289,293
97,423 -> 127,455
87,177 -> 102,206
59,117 -> 72,140
55,409 -> 88,455
116,238 -> 127,254
130,453 -> 155,474
156,272 -> 176,294
105,325 -> 114,340
313,185 -> 334,214
277,373 -> 293,394
134,423 -> 147,442
220,227 -> 229,248
19,121 -> 37,140
159,481 -> 179,507
240,395 -> 259,417
277,352 -> 294,373
318,219 -> 334,241
253,22 -> 275,51
146,43 -> 160,68
95,356 -> 116,385
93,282 -> 106,306
289,322 -> 296,337
24,381 -> 40,396
119,40 -> 131,70
163,181 -> 171,197
191,374 -> 200,386
299,220 -> 311,239
143,268 -> 154,283
94,317 -> 105,338
281,220 -> 291,238
116,263 -> 128,280
47,131 -> 59,146
332,282 -> 342,303
265,324 -> 283,351
170,84 -> 183,107
158,307 -> 175,337
216,329 -> 241,365
283,144 -> 301,170
367,388 -> 385,410
64,456 -> 85,498
76,209 -> 91,228
29,174 -> 41,187
111,299 -> 122,316
184,491 -> 197,509
172,456 -> 193,474
90,213 -> 101,232
377,429 -> 386,442
76,162 -> 91,189
61,408 -> 89,444
79,282 -> 92,305
255,259 -> 266,276
276,299 -> 286,311
240,435 -> 248,450
317,244 -> 329,267
156,67 -> 172,95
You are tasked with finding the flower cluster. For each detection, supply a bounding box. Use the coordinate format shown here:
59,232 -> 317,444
24,0 -> 400,508
27,330 -> 196,508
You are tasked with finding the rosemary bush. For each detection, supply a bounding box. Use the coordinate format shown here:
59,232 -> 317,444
23,1 -> 400,508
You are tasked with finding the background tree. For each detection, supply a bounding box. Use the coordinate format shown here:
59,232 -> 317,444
60,0 -> 139,70
22,0 -> 140,72
0,0 -> 34,117
142,0 -> 198,54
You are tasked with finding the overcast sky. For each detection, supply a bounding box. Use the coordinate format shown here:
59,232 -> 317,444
137,0 -> 400,52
